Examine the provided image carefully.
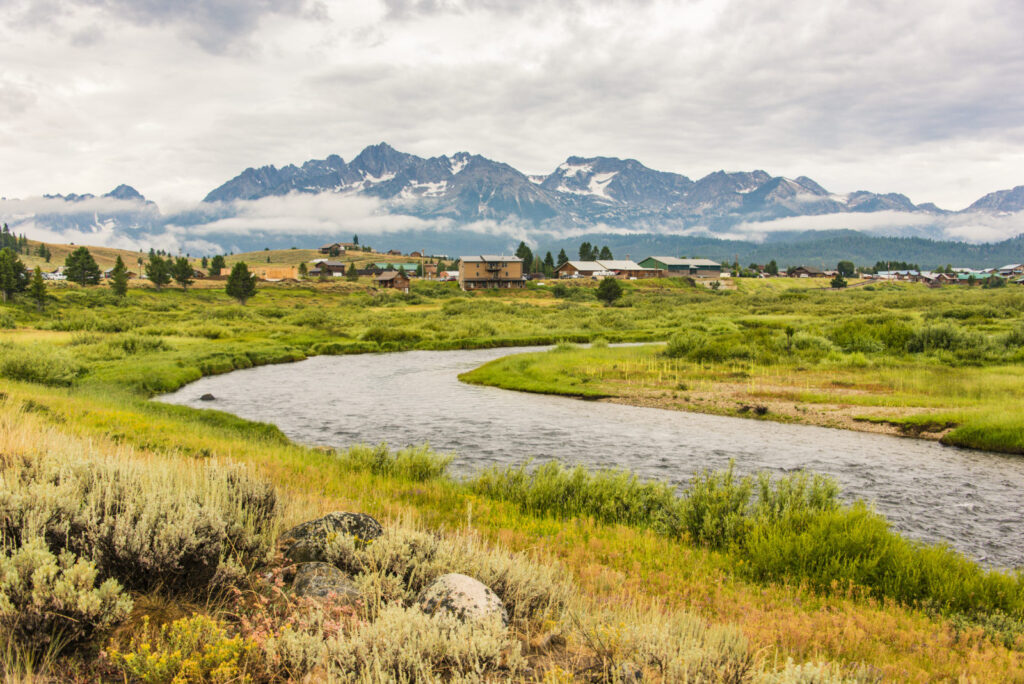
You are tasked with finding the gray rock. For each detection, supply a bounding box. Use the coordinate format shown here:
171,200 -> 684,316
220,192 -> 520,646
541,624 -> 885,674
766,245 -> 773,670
416,573 -> 508,626
280,512 -> 383,563
199,393 -> 216,401
292,562 -> 361,603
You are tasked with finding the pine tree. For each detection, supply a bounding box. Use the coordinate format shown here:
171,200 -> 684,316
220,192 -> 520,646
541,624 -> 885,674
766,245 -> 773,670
210,254 -> 226,275
64,247 -> 101,286
515,241 -> 534,272
544,252 -> 555,269
598,245 -> 613,260
596,277 -> 623,305
29,266 -> 46,311
0,249 -> 16,302
346,262 -> 359,281
226,262 -> 257,304
110,256 -> 129,298
353,234 -> 359,245
172,257 -> 194,291
557,249 -> 568,267
201,256 -> 208,269
145,255 -> 171,290
298,262 -> 308,278
578,242 -> 592,261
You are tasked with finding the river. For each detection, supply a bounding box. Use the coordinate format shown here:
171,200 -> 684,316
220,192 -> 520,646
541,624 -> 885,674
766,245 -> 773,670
158,346 -> 1024,568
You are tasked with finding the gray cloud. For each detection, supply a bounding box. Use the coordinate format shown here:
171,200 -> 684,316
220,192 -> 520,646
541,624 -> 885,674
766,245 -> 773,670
2,0 -> 1023,222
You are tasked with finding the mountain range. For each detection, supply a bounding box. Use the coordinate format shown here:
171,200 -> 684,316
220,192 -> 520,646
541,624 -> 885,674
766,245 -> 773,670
5,142 -> 1024,264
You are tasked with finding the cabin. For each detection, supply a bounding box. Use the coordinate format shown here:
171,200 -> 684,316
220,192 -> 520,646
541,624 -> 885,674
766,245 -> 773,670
375,270 -> 410,293
386,249 -> 403,256
458,255 -> 524,290
307,261 -> 347,277
409,251 -> 424,258
422,263 -> 438,277
637,256 -> 722,278
318,243 -> 347,256
997,264 -> 1024,277
789,266 -> 826,278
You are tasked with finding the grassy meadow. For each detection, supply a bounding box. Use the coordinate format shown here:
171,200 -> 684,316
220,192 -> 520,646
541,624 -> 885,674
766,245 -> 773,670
2,269 -> 1024,680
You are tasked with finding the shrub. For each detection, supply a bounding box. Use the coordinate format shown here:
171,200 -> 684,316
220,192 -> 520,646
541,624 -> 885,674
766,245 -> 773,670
0,539 -> 132,654
326,604 -> 523,681
335,443 -> 452,482
905,323 -> 967,353
679,464 -> 753,549
360,326 -> 423,345
106,614 -> 257,684
0,344 -> 82,386
577,606 -> 755,683
0,427 -> 279,593
470,461 -> 683,537
111,333 -> 169,355
323,522 -> 574,627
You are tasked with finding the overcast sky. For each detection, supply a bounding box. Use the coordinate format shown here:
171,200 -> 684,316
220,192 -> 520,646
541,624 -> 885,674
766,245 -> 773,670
2,0 -> 1023,211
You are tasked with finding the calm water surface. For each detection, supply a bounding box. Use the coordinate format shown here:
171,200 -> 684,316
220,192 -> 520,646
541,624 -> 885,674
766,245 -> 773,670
159,347 -> 1024,568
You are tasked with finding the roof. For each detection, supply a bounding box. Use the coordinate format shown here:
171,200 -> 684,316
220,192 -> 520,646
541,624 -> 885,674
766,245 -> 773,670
997,264 -> 1023,270
460,255 -> 523,263
559,261 -> 603,271
374,262 -> 416,270
595,260 -> 650,271
793,265 -> 825,274
642,256 -> 721,267
316,260 -> 346,268
376,270 -> 409,281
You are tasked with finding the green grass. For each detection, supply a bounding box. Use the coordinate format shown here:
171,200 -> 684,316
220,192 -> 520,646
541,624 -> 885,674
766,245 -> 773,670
4,276 -> 1024,679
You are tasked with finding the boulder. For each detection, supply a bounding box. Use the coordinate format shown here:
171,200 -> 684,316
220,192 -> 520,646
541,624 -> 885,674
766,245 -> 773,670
416,573 -> 508,626
280,512 -> 383,563
292,562 -> 361,603
199,393 -> 216,401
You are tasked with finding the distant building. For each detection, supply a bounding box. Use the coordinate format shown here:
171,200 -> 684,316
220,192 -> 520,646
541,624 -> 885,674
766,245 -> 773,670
307,261 -> 347,277
318,243 -> 347,256
223,265 -> 299,281
375,270 -> 411,293
555,260 -> 657,279
789,266 -> 826,278
458,255 -> 524,290
637,257 -> 722,278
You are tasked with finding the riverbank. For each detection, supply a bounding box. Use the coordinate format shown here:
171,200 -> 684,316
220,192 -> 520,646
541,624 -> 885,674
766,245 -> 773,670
460,334 -> 1024,455
2,280 -> 1024,680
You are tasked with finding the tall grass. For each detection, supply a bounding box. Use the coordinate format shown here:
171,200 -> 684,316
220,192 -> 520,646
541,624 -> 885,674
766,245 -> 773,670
469,460 -> 1024,619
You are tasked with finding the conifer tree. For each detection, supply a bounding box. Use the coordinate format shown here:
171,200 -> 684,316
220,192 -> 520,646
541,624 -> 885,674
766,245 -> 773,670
29,266 -> 47,311
226,262 -> 257,304
557,249 -> 569,266
347,262 -> 359,281
172,257 -> 194,291
145,255 -> 171,290
64,247 -> 101,286
598,245 -> 613,260
110,256 -> 129,298
0,249 -> 17,302
210,254 -> 226,274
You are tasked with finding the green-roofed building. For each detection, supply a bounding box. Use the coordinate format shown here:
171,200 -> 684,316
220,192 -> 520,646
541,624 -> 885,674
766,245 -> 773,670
637,256 -> 722,278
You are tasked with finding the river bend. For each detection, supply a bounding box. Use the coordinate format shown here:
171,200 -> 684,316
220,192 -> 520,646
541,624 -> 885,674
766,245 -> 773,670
159,347 -> 1024,568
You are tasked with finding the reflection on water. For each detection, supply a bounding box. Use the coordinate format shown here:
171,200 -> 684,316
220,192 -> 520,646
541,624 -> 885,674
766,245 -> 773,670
159,347 -> 1024,568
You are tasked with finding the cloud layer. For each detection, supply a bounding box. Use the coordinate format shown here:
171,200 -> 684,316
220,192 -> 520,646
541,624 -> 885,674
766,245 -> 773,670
2,0 -> 1023,215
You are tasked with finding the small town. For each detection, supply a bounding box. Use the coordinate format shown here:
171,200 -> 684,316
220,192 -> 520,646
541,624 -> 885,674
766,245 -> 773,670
6,226 -> 1022,294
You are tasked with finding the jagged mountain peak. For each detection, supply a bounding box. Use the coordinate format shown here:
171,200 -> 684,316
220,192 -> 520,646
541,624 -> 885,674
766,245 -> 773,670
966,185 -> 1024,213
104,184 -> 147,201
